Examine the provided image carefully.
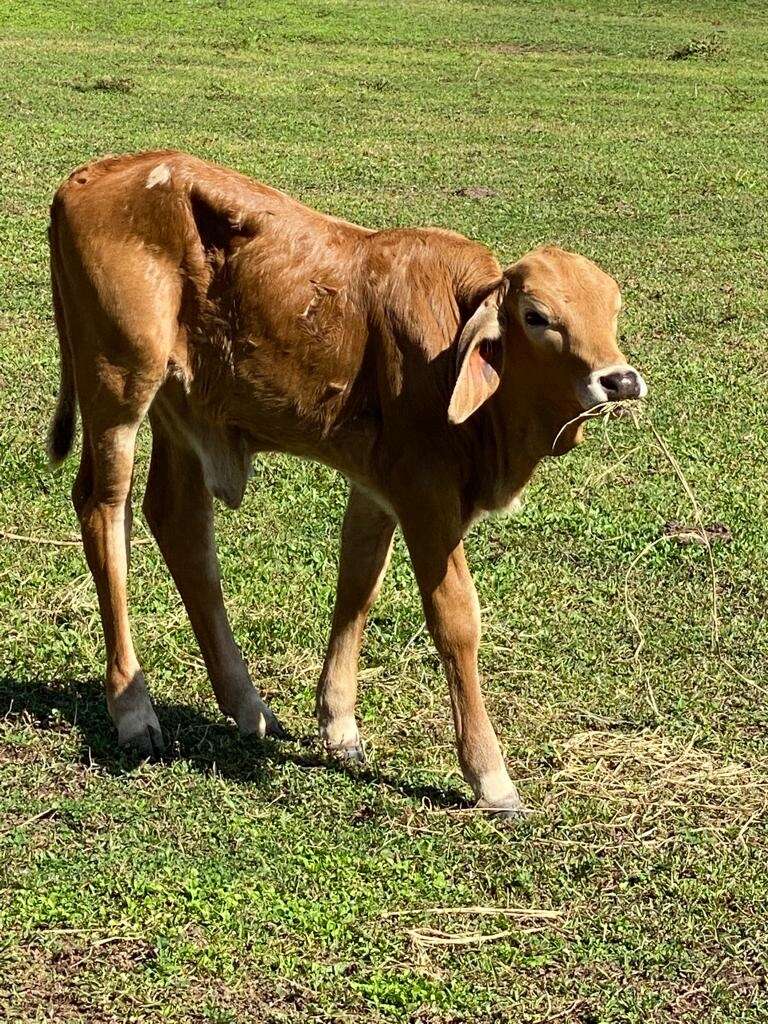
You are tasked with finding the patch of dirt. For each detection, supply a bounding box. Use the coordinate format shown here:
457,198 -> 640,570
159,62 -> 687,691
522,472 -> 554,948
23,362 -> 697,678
661,957 -> 767,1021
1,935 -> 341,1023
610,198 -> 637,218
0,739 -> 43,766
69,76 -> 135,94
487,41 -> 591,57
487,42 -> 560,55
662,521 -> 733,546
452,186 -> 498,199
489,42 -> 537,54
668,35 -> 728,61
0,937 -> 155,1023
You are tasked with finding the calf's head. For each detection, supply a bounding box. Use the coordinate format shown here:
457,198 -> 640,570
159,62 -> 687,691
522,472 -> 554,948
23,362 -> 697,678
448,246 -> 646,451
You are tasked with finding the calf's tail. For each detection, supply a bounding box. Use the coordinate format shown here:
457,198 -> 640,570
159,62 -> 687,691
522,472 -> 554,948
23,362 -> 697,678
47,212 -> 77,466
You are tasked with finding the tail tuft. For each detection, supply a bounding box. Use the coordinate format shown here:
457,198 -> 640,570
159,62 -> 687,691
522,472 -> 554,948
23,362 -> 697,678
47,392 -> 76,466
47,213 -> 78,467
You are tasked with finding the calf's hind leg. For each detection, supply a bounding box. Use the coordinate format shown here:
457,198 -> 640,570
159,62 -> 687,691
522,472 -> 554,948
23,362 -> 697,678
143,412 -> 286,739
75,407 -> 164,757
316,487 -> 396,760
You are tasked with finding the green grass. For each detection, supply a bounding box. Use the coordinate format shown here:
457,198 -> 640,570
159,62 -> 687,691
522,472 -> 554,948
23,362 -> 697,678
1,1 -> 768,1020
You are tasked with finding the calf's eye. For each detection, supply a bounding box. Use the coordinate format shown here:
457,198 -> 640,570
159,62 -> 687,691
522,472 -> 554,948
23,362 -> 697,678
524,309 -> 549,328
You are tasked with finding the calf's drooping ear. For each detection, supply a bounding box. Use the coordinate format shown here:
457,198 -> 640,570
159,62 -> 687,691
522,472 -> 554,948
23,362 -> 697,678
448,287 -> 506,425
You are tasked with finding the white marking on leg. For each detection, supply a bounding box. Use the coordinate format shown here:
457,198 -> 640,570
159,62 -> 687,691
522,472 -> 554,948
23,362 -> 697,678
320,713 -> 360,751
477,766 -> 521,805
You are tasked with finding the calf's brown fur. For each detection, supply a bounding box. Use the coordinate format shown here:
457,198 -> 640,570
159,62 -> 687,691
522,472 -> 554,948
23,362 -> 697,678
48,151 -> 646,813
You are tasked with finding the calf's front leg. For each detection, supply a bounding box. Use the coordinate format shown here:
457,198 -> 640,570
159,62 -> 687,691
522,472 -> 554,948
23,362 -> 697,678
143,414 -> 285,739
316,486 -> 396,760
401,510 -> 526,815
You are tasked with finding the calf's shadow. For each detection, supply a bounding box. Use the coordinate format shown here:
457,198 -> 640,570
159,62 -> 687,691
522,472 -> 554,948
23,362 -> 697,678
0,675 -> 468,810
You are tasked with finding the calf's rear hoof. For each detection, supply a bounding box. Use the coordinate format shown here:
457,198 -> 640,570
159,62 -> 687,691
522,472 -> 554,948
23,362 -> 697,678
328,743 -> 366,766
236,695 -> 291,741
118,718 -> 165,761
264,714 -> 292,741
476,794 -> 532,819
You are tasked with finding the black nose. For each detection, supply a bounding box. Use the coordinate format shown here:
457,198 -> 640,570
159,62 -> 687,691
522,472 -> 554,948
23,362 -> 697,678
599,369 -> 643,401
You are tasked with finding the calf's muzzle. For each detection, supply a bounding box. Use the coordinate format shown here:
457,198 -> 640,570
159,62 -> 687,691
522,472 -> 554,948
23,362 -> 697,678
576,363 -> 647,410
599,367 -> 645,401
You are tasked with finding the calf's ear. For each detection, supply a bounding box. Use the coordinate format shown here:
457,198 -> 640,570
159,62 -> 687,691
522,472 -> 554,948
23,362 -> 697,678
448,284 -> 506,425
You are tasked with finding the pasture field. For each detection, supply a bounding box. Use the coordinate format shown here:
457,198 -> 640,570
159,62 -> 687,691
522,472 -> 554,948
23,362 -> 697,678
1,1 -> 768,1021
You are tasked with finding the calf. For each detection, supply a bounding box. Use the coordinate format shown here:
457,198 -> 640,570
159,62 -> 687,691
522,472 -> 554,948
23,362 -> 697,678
48,151 -> 646,814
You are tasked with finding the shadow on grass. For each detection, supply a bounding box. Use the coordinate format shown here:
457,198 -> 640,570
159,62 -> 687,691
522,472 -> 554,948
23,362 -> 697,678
0,675 -> 469,810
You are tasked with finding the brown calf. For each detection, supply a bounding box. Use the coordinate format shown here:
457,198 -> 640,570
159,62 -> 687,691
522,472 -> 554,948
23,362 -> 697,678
48,151 -> 646,814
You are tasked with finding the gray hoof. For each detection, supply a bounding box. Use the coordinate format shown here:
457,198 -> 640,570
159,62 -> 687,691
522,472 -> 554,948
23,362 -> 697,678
328,743 -> 366,766
265,715 -> 292,741
236,696 -> 290,741
121,723 -> 165,760
476,796 -> 532,820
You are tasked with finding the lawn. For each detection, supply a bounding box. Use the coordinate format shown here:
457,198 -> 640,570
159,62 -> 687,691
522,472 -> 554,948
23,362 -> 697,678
1,1 -> 767,1021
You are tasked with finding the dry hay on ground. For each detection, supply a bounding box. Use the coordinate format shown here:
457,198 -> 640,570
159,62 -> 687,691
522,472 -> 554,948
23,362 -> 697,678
549,729 -> 768,837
